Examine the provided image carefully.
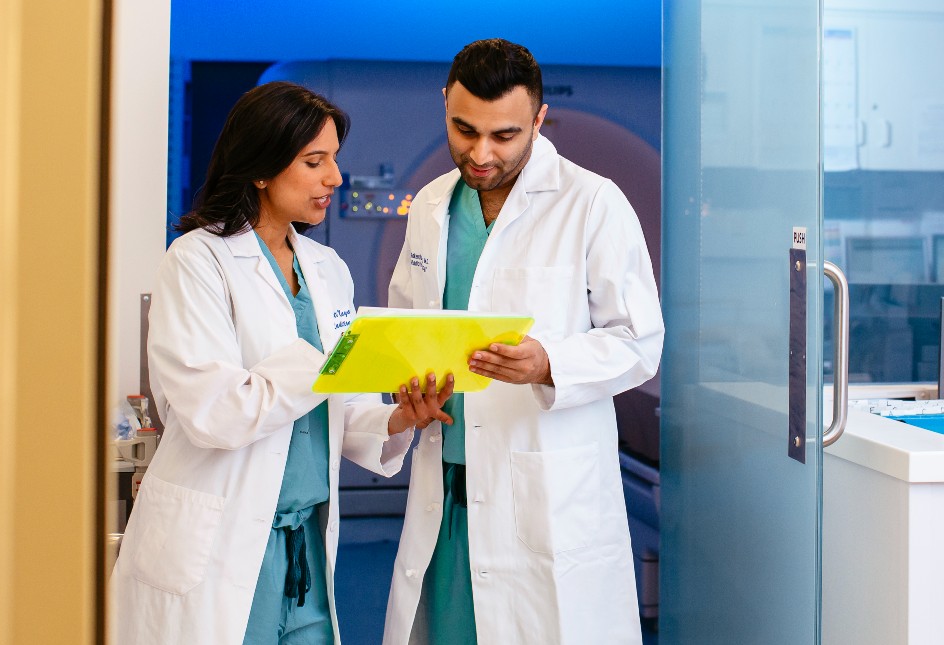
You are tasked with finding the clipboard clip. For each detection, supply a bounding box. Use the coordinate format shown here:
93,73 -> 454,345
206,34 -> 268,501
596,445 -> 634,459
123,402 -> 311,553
320,333 -> 360,375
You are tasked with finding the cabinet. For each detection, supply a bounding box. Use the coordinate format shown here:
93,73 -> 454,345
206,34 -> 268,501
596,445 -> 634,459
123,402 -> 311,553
823,401 -> 944,644
825,3 -> 944,171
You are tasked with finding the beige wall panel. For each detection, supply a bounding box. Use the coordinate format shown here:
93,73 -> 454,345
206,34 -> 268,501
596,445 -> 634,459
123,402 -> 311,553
0,0 -> 24,641
2,0 -> 104,642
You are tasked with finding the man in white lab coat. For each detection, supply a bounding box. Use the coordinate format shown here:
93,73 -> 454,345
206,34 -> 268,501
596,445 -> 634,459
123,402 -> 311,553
384,39 -> 665,645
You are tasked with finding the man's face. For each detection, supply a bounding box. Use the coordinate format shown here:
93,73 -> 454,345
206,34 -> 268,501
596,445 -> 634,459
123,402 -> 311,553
443,81 -> 548,193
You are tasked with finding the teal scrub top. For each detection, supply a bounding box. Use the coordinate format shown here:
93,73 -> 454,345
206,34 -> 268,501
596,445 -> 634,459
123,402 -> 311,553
256,234 -> 330,510
441,180 -> 494,465
422,182 -> 485,644
245,234 -> 334,644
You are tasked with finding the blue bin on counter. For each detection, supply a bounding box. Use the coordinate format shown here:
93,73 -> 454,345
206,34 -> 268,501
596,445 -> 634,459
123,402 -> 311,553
887,414 -> 944,435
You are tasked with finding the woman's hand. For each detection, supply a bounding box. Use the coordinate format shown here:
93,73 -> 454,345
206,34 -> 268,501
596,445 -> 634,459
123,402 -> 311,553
387,372 -> 455,435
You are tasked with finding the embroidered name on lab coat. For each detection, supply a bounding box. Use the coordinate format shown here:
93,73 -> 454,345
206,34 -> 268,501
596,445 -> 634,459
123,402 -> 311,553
410,252 -> 429,272
333,309 -> 352,330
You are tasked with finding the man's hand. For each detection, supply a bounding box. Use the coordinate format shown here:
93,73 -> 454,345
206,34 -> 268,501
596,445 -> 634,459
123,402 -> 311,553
388,372 -> 455,435
468,336 -> 553,386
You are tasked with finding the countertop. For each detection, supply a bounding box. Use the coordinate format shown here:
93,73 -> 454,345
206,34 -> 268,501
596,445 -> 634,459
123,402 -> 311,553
826,387 -> 944,483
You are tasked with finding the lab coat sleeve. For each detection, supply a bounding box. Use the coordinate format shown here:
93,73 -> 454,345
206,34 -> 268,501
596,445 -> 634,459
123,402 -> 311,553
531,180 -> 665,411
148,241 -> 326,450
340,393 -> 414,477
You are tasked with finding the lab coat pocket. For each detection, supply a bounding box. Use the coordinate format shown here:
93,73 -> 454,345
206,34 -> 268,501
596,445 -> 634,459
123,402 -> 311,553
510,443 -> 600,555
130,474 -> 226,595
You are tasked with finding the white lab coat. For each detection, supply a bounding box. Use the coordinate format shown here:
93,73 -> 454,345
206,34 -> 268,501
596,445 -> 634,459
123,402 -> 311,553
384,135 -> 664,645
111,226 -> 412,645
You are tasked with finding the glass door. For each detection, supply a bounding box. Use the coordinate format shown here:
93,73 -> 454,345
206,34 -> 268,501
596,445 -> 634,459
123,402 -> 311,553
661,0 -> 824,643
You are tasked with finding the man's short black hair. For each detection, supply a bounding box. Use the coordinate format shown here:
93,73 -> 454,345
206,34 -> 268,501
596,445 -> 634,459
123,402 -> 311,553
446,38 -> 543,113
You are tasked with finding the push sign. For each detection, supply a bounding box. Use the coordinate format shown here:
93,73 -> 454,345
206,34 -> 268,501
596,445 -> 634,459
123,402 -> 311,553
793,227 -> 807,250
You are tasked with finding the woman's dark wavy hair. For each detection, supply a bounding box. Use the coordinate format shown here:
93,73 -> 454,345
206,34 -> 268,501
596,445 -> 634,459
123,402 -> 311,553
446,38 -> 543,113
176,81 -> 350,237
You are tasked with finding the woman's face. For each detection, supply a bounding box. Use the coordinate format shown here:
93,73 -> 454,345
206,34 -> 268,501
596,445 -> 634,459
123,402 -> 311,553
257,119 -> 342,228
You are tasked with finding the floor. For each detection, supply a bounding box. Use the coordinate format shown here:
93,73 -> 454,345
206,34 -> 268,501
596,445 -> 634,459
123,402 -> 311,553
334,539 -> 397,644
334,525 -> 658,645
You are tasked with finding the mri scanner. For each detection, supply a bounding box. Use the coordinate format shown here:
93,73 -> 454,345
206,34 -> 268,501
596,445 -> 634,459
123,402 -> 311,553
255,59 -> 662,620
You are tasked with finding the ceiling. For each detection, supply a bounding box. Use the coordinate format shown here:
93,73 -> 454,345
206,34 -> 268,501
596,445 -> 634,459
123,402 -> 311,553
171,0 -> 662,67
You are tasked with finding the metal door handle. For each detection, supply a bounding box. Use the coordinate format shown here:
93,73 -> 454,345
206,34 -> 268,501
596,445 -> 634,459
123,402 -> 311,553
824,261 -> 849,446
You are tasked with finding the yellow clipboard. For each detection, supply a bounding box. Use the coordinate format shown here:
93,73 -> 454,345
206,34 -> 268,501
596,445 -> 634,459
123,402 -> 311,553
313,307 -> 534,393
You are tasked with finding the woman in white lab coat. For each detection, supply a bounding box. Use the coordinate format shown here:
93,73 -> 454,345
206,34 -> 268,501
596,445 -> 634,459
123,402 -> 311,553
111,82 -> 452,645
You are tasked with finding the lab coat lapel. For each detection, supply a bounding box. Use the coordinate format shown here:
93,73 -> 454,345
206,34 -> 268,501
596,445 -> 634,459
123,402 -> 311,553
224,228 -> 293,313
472,137 -> 559,299
290,229 -> 338,353
426,170 -> 460,300
489,135 -> 560,240
488,181 -> 530,240
489,135 -> 560,239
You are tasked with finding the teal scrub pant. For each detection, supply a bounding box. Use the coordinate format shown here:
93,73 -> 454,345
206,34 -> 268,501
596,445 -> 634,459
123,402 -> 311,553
422,462 -> 478,645
243,505 -> 334,645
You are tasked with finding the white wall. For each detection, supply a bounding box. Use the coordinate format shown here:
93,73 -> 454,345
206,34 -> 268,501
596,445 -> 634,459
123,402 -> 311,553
108,0 -> 170,408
